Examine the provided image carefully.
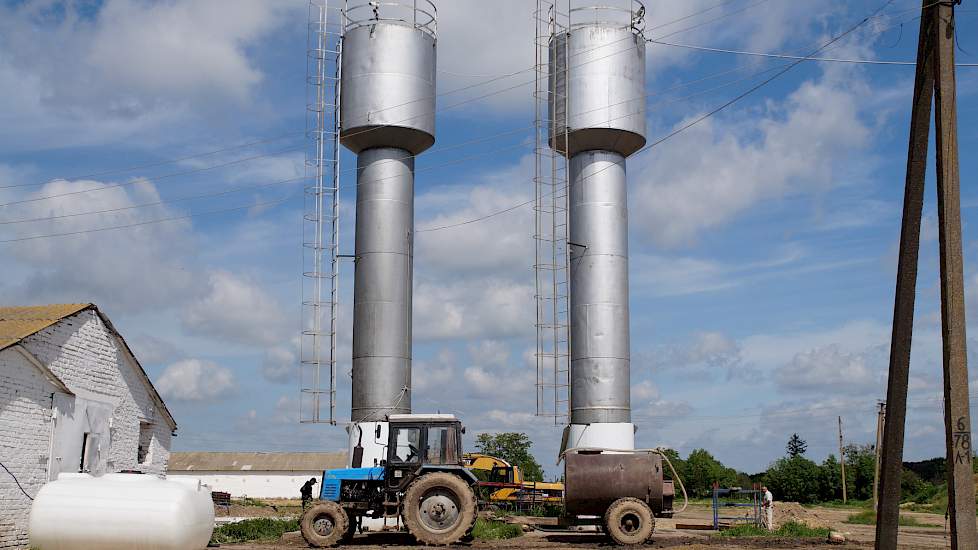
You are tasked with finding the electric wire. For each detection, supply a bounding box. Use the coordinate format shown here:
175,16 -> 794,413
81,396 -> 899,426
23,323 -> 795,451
0,460 -> 34,501
0,194 -> 297,243
0,0 -> 777,206
0,0 -> 921,202
0,1 -> 902,233
0,146 -> 303,207
0,19 -> 884,237
419,0 -> 902,233
650,39 -> 978,66
1,50 -> 802,227
0,176 -> 311,226
0,140 -> 532,227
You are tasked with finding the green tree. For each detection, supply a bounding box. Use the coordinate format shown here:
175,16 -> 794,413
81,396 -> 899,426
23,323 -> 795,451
658,448 -> 686,483
786,433 -> 808,458
764,456 -> 822,503
842,444 -> 877,500
684,449 -> 738,497
818,454 -> 843,502
474,432 -> 544,482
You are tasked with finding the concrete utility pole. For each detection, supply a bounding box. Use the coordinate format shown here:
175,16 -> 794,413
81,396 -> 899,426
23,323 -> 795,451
873,403 -> 885,512
875,2 -> 977,549
838,416 -> 847,504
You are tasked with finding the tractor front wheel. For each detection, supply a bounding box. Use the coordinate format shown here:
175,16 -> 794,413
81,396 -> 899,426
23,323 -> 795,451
301,501 -> 350,547
403,472 -> 477,545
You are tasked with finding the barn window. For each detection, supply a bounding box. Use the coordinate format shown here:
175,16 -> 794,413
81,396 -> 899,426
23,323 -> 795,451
137,422 -> 154,464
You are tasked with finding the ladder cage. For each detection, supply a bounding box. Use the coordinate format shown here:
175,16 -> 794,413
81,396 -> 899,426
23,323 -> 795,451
300,0 -> 344,425
534,0 -> 571,425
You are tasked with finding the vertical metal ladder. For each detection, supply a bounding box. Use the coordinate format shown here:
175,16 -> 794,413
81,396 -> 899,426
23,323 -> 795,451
534,0 -> 571,425
300,0 -> 343,425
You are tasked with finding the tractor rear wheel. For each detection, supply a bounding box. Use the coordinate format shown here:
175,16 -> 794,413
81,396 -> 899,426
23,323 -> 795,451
402,472 -> 477,545
300,501 -> 350,547
604,497 -> 655,545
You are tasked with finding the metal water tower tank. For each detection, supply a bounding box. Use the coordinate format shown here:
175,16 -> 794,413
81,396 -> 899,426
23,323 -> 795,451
550,3 -> 646,157
341,2 -> 437,155
341,1 -> 437,428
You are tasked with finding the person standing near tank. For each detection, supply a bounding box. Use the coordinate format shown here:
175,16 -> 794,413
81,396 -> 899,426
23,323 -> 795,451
761,485 -> 774,530
300,477 -> 318,510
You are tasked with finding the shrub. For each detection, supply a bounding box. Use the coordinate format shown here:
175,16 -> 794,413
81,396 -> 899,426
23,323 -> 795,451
210,518 -> 300,544
471,519 -> 523,540
719,520 -> 830,538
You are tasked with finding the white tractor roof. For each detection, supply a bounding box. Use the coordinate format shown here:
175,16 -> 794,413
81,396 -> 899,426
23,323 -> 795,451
387,413 -> 459,422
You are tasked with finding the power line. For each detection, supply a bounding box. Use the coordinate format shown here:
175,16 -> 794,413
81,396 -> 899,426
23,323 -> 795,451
0,2 -> 886,235
0,146 -> 302,207
0,132 -> 304,191
3,56 -> 802,229
418,0 -> 901,234
651,39 -> 978,67
0,194 -> 296,244
0,0 -> 776,206
0,460 -> 34,501
0,176 -> 310,226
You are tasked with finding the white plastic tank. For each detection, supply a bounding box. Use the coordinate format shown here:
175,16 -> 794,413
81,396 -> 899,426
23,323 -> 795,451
29,473 -> 214,550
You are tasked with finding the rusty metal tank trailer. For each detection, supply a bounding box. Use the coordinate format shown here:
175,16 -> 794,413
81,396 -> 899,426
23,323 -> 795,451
559,449 -> 687,544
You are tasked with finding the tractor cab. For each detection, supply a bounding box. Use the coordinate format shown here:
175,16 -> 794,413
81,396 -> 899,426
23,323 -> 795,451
383,414 -> 467,489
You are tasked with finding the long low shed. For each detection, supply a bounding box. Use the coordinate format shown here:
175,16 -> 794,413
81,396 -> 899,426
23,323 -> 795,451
167,451 -> 346,499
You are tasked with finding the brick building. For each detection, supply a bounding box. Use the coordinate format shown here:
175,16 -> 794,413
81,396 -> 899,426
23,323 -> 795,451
0,304 -> 176,549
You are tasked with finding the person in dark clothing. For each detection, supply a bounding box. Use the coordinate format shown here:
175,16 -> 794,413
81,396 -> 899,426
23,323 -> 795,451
301,477 -> 318,509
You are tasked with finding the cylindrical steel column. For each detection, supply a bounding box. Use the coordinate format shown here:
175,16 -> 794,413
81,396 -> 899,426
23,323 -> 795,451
351,147 -> 414,422
568,150 -> 630,425
340,1 -> 436,429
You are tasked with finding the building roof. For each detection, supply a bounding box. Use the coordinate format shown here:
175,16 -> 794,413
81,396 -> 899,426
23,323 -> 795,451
0,303 -> 91,350
0,303 -> 177,430
168,452 -> 348,473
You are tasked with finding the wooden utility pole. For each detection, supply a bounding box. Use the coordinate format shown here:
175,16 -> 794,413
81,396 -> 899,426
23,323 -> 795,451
876,2 -> 977,549
873,403 -> 885,511
838,416 -> 847,504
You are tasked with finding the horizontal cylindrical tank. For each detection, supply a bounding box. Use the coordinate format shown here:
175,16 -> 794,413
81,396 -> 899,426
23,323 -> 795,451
569,150 -> 630,425
550,23 -> 646,157
29,473 -> 214,550
351,147 -> 414,422
341,21 -> 437,155
564,451 -> 665,516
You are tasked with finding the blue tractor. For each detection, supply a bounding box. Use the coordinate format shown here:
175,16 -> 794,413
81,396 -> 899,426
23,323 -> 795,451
299,414 -> 479,546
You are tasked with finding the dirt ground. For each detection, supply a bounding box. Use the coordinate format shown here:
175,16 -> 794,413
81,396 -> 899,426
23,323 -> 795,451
221,503 -> 952,550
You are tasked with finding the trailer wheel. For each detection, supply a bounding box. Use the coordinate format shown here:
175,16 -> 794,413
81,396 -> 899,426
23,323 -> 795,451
604,497 -> 655,545
403,472 -> 477,545
301,501 -> 350,547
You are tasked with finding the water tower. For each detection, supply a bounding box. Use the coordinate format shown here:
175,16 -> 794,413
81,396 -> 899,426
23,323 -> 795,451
300,0 -> 437,467
536,0 -> 646,451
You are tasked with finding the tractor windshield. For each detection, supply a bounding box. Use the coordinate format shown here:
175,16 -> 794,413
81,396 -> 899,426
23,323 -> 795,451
425,425 -> 459,465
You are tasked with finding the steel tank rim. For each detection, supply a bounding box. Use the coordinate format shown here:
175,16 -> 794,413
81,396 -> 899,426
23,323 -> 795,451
344,0 -> 438,39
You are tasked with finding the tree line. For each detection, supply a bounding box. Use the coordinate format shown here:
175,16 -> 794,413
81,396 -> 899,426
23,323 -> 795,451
475,431 -> 971,506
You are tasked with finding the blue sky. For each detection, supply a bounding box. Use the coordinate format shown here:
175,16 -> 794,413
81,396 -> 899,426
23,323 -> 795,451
1,0 -> 977,477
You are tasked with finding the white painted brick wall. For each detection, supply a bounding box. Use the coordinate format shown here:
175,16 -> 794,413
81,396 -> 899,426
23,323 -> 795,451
0,309 -> 174,549
0,350 -> 57,550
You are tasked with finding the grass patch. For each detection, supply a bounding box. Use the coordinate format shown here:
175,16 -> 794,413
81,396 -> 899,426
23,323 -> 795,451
845,509 -> 940,527
719,521 -> 830,538
210,518 -> 300,544
471,518 -> 523,540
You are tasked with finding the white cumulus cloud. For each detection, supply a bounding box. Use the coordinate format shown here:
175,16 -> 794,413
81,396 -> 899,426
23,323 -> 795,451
156,359 -> 236,401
